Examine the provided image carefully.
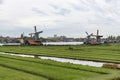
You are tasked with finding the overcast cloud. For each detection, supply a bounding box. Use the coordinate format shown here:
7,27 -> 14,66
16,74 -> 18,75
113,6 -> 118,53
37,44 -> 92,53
0,0 -> 120,37
0,0 -> 2,4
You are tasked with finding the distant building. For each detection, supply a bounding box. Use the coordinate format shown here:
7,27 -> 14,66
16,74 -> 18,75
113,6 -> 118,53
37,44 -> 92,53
45,35 -> 83,42
0,36 -> 20,43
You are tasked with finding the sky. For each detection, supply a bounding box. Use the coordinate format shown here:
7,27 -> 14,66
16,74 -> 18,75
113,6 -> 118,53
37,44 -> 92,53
0,0 -> 120,38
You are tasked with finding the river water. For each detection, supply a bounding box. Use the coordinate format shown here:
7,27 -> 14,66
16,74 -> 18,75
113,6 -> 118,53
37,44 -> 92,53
40,56 -> 105,67
0,52 -> 106,67
43,42 -> 83,45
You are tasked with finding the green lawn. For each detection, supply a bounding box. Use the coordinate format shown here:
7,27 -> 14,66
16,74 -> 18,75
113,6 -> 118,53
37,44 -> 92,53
0,44 -> 120,63
0,54 -> 120,80
0,65 -> 47,80
0,44 -> 120,80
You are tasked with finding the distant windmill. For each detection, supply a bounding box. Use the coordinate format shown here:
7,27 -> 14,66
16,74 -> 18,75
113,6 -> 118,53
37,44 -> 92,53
84,30 -> 103,45
29,26 -> 43,41
85,32 -> 93,44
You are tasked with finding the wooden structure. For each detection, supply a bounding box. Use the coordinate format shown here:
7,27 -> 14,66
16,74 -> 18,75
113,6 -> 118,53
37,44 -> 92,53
84,30 -> 103,45
19,26 -> 43,46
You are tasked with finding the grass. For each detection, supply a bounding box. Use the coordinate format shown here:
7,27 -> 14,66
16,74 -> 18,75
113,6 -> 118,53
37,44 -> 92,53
0,44 -> 120,80
0,65 -> 47,80
0,54 -> 102,80
0,54 -> 120,80
0,44 -> 120,63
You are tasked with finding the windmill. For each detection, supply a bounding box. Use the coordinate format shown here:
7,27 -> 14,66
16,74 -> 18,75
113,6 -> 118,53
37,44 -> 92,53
84,30 -> 103,45
29,26 -> 43,41
84,32 -> 93,44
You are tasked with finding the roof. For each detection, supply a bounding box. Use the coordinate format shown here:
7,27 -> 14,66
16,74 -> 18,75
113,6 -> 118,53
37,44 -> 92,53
28,40 -> 38,45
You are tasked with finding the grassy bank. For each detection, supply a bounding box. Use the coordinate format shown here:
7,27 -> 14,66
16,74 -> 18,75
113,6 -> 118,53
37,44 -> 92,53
0,44 -> 120,80
0,54 -> 120,80
0,62 -> 47,80
0,44 -> 120,63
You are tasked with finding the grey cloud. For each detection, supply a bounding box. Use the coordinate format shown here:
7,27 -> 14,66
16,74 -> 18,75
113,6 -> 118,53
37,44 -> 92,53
80,0 -> 103,11
32,8 -> 47,15
49,4 -> 59,10
54,20 -> 63,23
55,8 -> 71,16
0,0 -> 2,4
69,2 -> 89,11
105,0 -> 114,3
49,4 -> 71,16
68,0 -> 104,12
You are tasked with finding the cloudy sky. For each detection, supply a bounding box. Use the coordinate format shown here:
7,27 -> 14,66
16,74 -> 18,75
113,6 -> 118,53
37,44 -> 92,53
0,0 -> 120,38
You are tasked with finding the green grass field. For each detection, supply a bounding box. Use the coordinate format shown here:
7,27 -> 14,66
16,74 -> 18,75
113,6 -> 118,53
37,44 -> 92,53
0,54 -> 120,80
0,44 -> 120,63
0,44 -> 120,80
0,66 -> 47,80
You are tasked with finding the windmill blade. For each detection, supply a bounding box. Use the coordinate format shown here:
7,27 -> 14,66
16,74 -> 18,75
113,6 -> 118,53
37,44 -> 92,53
86,32 -> 89,36
90,33 -> 93,36
36,31 -> 43,34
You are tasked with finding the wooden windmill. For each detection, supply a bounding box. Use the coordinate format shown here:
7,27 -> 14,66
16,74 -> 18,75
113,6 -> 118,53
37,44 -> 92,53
84,30 -> 103,45
29,26 -> 43,41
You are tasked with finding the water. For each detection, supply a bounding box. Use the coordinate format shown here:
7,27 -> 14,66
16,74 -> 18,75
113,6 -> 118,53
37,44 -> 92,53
40,56 -> 105,67
0,52 -> 105,67
0,43 -> 20,46
43,42 -> 83,45
0,42 -> 83,46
